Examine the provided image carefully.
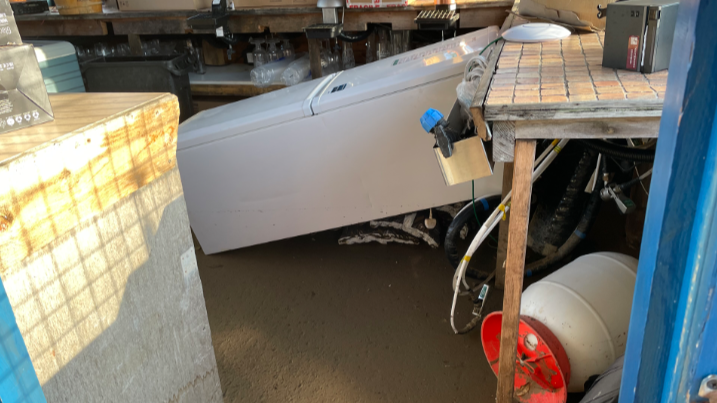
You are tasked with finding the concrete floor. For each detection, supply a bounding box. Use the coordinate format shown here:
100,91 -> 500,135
196,230 -> 507,403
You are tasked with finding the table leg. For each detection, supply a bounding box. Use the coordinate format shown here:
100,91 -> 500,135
496,140 -> 536,403
308,38 -> 323,80
495,162 -> 514,290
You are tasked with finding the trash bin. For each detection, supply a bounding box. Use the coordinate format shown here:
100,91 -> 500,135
82,53 -> 194,122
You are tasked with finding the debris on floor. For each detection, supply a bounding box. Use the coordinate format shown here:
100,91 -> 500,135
339,208 -> 456,248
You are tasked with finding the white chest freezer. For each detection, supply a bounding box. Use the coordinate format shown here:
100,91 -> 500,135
178,26 -> 504,254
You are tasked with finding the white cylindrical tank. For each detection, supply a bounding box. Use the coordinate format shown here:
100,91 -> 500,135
520,252 -> 638,392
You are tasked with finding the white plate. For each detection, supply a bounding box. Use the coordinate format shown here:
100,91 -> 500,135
502,23 -> 571,43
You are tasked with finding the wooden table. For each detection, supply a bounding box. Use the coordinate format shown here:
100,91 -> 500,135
470,15 -> 664,403
0,93 -> 222,402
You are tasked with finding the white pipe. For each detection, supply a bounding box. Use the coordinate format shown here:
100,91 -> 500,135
449,139 -> 571,334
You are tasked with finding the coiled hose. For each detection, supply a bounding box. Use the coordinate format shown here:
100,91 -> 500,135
444,196 -> 501,270
528,148 -> 597,256
524,152 -> 606,275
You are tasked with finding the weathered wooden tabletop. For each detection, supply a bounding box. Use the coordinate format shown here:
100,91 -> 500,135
486,31 -> 667,108
470,16 -> 666,162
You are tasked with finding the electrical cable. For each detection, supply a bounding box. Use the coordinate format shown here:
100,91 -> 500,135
454,271 -> 495,334
450,139 -> 569,334
578,140 -> 655,162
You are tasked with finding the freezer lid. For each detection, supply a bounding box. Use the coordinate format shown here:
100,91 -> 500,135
178,74 -> 336,150
310,26 -> 499,114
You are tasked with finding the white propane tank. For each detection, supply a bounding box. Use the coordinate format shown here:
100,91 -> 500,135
520,252 -> 638,393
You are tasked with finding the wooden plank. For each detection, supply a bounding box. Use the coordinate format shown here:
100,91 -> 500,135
485,100 -> 664,121
514,117 -> 661,139
0,93 -> 180,270
191,83 -> 284,97
228,13 -> 321,33
458,6 -> 509,28
493,121 -> 515,162
308,38 -> 323,80
496,139 -> 536,403
470,12 -> 514,140
111,17 -> 191,35
486,100 -> 664,121
495,162 -> 513,289
17,20 -> 107,36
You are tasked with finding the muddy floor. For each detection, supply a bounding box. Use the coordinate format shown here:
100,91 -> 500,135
196,229 -> 507,403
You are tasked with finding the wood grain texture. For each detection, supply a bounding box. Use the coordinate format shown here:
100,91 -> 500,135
112,17 -> 191,35
493,121 -> 515,162
308,38 -> 323,80
496,139 -> 535,403
458,7 -> 510,28
191,83 -> 284,97
495,162 -> 513,289
17,20 -> 107,36
201,40 -> 230,66
0,93 -> 180,272
485,99 -> 664,121
514,117 -> 661,139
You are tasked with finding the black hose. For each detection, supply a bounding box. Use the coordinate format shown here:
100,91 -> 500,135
578,140 -> 655,162
529,147 -> 597,255
525,177 -> 603,275
445,196 -> 501,269
338,26 -> 375,43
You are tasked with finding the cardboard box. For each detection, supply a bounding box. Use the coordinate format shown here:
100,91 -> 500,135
0,0 -> 21,46
118,0 -> 213,11
346,0 -> 408,8
234,0 -> 316,8
0,45 -> 54,134
517,0 -> 616,30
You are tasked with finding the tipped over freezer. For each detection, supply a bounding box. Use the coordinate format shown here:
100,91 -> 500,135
177,27 -> 504,254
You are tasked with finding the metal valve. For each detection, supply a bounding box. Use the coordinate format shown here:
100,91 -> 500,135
600,185 -> 636,214
699,375 -> 717,403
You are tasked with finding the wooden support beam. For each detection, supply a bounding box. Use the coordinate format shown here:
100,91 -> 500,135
308,38 -> 323,80
514,117 -> 661,139
493,121 -> 516,162
495,162 -> 513,289
496,139 -> 536,403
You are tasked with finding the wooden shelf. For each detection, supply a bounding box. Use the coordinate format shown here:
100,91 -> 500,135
16,1 -> 512,36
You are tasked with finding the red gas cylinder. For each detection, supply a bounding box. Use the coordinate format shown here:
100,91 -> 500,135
481,312 -> 571,403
